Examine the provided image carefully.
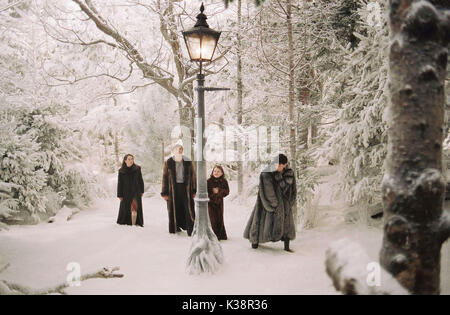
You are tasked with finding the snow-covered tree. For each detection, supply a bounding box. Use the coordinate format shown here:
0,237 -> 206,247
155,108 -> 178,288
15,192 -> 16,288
39,0 -> 231,162
0,2 -> 96,224
319,0 -> 389,221
124,86 -> 177,183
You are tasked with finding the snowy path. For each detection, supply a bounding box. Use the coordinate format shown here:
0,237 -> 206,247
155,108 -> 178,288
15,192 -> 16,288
0,189 -> 389,295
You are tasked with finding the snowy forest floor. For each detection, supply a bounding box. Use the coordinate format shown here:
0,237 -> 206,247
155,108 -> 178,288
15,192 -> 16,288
0,177 -> 449,295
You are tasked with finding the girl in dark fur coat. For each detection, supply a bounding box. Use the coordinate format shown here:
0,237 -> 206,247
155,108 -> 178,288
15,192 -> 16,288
207,165 -> 230,240
117,154 -> 144,227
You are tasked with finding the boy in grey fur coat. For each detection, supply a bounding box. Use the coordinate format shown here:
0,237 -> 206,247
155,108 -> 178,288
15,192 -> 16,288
243,154 -> 297,252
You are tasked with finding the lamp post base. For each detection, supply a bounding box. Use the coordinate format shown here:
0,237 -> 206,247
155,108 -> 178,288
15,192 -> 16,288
186,197 -> 224,275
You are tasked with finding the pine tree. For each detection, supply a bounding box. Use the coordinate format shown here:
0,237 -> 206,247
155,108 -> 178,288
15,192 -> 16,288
320,0 -> 389,221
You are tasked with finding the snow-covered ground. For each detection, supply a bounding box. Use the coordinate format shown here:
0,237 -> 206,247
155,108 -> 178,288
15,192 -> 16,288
0,179 -> 448,295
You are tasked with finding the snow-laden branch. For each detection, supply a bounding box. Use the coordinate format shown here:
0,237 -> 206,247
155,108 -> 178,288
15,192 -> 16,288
94,82 -> 158,100
0,266 -> 123,295
157,0 -> 186,85
39,9 -> 119,49
275,0 -> 288,16
325,239 -> 408,295
0,0 -> 23,13
71,0 -> 191,103
43,59 -> 135,86
258,26 -> 289,76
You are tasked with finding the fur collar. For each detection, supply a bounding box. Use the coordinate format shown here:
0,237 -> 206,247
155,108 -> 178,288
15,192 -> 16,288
119,164 -> 140,174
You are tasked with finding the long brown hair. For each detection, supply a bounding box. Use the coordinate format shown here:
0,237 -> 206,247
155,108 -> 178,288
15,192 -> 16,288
210,165 -> 225,179
121,154 -> 134,169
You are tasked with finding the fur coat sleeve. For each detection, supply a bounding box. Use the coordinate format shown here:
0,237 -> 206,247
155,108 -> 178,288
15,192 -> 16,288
258,172 -> 278,212
138,167 -> 144,194
218,180 -> 229,198
274,168 -> 296,203
208,178 -> 229,204
117,172 -> 123,198
161,160 -> 169,197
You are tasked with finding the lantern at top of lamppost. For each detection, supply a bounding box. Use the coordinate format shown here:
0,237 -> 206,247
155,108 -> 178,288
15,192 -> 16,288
182,3 -> 221,65
183,3 -> 226,275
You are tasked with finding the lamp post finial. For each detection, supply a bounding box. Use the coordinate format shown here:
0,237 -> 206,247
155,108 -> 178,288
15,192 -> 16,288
195,3 -> 209,28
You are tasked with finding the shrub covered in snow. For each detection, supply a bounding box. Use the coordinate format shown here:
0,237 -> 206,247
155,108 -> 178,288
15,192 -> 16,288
0,104 -> 95,224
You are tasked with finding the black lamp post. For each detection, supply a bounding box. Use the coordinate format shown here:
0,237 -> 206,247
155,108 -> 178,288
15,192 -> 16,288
183,3 -> 227,274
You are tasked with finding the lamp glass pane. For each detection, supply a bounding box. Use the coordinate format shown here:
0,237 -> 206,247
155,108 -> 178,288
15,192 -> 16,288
200,34 -> 217,61
185,33 -> 201,60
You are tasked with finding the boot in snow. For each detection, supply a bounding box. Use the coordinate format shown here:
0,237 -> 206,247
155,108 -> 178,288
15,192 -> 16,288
284,240 -> 293,252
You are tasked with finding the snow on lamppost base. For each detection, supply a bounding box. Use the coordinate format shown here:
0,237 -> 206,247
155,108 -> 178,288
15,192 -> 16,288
186,197 -> 224,275
186,230 -> 224,275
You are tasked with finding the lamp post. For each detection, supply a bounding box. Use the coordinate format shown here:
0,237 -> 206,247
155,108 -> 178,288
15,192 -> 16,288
182,3 -> 228,274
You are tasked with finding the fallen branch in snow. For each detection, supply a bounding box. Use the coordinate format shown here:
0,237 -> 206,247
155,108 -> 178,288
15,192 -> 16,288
0,266 -> 123,295
66,209 -> 81,221
325,239 -> 408,295
48,206 -> 82,223
0,263 -> 10,274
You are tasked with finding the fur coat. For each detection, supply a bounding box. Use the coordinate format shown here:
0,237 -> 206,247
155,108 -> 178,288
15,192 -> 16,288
161,156 -> 196,233
243,166 -> 296,244
207,175 -> 230,240
117,164 -> 144,226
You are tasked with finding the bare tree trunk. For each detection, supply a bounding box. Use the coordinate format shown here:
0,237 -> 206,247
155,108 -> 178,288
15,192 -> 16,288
237,0 -> 244,194
114,131 -> 120,166
177,99 -> 195,160
310,123 -> 318,143
381,0 -> 450,294
219,117 -> 226,162
161,140 -> 165,167
298,72 -> 311,150
112,97 -> 121,166
163,0 -> 195,159
287,0 -> 297,220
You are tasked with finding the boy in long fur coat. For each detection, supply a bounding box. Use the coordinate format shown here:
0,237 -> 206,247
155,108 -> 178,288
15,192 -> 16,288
243,154 -> 297,252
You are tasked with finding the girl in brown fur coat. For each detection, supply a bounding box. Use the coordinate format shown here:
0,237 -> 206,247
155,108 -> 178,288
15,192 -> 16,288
207,165 -> 230,240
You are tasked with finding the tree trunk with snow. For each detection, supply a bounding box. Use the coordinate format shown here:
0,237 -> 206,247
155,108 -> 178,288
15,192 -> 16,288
112,97 -> 121,167
298,72 -> 311,150
381,0 -> 450,294
161,140 -> 165,167
286,0 -> 298,221
237,0 -> 244,194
